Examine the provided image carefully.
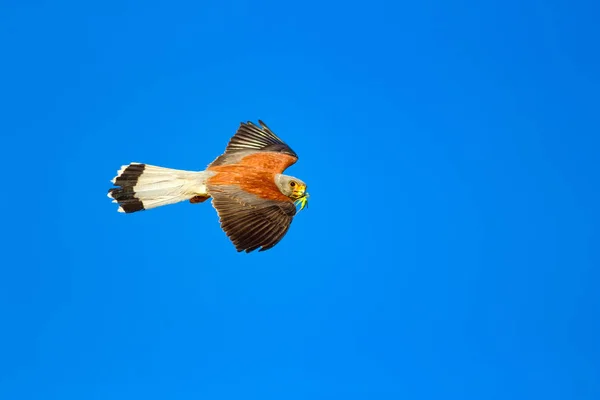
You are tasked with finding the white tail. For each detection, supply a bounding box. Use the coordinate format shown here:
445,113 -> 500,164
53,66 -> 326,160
107,163 -> 212,213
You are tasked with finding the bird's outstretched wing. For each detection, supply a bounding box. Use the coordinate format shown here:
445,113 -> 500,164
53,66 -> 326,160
208,184 -> 296,253
208,120 -> 298,174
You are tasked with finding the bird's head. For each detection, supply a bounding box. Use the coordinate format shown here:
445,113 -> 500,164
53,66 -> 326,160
275,174 -> 309,211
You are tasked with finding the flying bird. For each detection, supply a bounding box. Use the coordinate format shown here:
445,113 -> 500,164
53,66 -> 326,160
107,120 -> 309,253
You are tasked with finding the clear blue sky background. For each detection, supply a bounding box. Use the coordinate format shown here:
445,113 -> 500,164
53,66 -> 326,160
1,1 -> 598,399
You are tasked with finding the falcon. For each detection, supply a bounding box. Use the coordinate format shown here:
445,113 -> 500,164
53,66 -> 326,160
107,120 -> 309,253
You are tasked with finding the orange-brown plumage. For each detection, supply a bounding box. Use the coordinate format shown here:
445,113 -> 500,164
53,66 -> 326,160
207,162 -> 291,203
207,151 -> 298,203
232,152 -> 297,173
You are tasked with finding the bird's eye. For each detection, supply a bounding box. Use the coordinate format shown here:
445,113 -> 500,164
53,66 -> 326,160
290,181 -> 296,187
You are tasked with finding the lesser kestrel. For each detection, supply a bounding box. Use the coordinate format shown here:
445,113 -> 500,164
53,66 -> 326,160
107,120 -> 309,252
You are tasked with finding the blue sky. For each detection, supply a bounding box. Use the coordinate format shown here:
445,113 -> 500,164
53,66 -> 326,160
1,0 -> 599,398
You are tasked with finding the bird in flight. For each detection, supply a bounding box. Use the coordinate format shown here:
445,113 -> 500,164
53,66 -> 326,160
107,120 -> 309,253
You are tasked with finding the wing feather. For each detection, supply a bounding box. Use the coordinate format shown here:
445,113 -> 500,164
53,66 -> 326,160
209,184 -> 296,252
209,120 -> 298,171
226,120 -> 296,155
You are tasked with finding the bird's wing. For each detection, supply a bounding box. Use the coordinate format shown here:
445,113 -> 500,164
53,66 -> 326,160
208,184 -> 296,253
208,120 -> 298,174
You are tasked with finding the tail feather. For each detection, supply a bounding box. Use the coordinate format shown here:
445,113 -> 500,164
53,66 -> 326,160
108,163 -> 212,213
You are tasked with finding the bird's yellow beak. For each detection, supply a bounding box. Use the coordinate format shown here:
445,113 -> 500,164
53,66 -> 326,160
294,191 -> 309,212
291,184 -> 307,200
